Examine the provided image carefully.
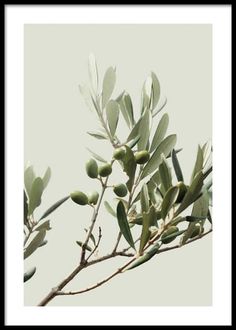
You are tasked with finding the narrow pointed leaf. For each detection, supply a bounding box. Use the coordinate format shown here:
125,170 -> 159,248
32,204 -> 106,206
152,97 -> 167,118
42,167 -> 51,189
24,267 -> 36,282
171,149 -> 184,182
88,53 -> 98,93
79,84 -> 97,113
161,186 -> 179,219
123,92 -> 135,126
87,131 -> 107,140
39,196 -> 69,221
104,201 -> 116,217
203,165 -> 212,180
140,184 -> 149,213
175,171 -> 204,217
24,229 -> 46,259
87,148 -> 107,163
126,243 -> 160,271
24,165 -> 36,198
116,201 -> 135,249
161,229 -> 186,243
122,146 -> 137,192
106,100 -> 119,136
151,72 -> 161,110
39,240 -> 48,248
116,91 -> 131,128
190,145 -> 204,183
102,66 -> 116,108
35,220 -> 51,231
185,215 -> 206,222
159,156 -> 172,193
126,135 -> 140,149
126,117 -> 142,142
138,109 -> 150,151
28,177 -> 44,215
24,190 -> 28,225
141,134 -> 177,179
84,228 -> 96,246
150,113 -> 169,153
139,206 -> 156,253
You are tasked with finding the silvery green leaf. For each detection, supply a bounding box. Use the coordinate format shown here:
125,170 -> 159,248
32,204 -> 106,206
116,91 -> 131,128
104,201 -> 116,217
171,149 -> 184,182
185,215 -> 206,222
126,117 -> 142,142
126,243 -> 160,271
28,177 -> 44,216
102,66 -> 116,109
24,190 -> 28,225
123,92 -> 135,126
24,267 -> 36,282
106,100 -> 119,136
88,53 -> 98,94
24,165 -> 36,198
175,171 -> 204,217
76,241 -> 92,252
116,201 -> 135,250
159,156 -> 172,193
122,146 -> 137,192
86,148 -> 107,163
151,72 -> 160,110
87,131 -> 107,140
161,186 -> 179,220
139,206 -> 156,253
79,84 -> 97,112
39,196 -> 69,221
160,229 -> 186,243
150,113 -> 169,153
35,220 -> 51,231
152,97 -> 167,118
138,108 -> 150,151
140,183 -> 149,213
126,135 -> 140,149
42,167 -> 51,189
190,145 -> 204,183
141,134 -> 177,179
24,229 -> 46,259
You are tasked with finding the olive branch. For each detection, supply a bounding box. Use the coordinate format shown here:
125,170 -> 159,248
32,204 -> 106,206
24,54 -> 212,306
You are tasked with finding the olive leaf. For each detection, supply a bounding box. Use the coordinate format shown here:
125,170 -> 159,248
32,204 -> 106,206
138,108 -> 150,151
24,165 -> 36,198
35,220 -> 51,231
141,134 -> 177,180
126,116 -> 142,142
106,100 -> 119,136
87,131 -> 107,140
160,229 -> 186,243
76,241 -> 93,252
39,240 -> 48,248
150,72 -> 161,110
161,186 -> 179,220
39,196 -> 69,221
171,149 -> 184,182
141,77 -> 152,114
123,92 -> 135,126
86,148 -> 107,163
28,177 -> 44,216
139,205 -> 156,253
122,146 -> 137,192
104,201 -> 116,217
42,167 -> 51,189
24,266 -> 36,282
24,190 -> 28,225
102,66 -> 116,109
88,53 -> 98,94
159,156 -> 172,193
126,135 -> 141,149
150,113 -> 169,153
116,91 -> 131,128
126,243 -> 160,271
175,171 -> 204,217
84,228 -> 96,246
79,84 -> 97,113
190,145 -> 204,183
185,215 -> 206,222
116,201 -> 135,250
24,229 -> 46,259
140,184 -> 149,213
152,96 -> 167,118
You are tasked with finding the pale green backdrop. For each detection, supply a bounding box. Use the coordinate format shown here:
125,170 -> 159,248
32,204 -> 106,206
24,24 -> 212,306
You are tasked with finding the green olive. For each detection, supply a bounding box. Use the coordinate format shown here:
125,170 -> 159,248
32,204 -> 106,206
134,150 -> 150,164
113,147 -> 126,160
85,159 -> 98,179
161,226 -> 179,244
88,191 -> 99,205
113,183 -> 128,197
98,163 -> 112,177
70,191 -> 88,205
176,181 -> 188,203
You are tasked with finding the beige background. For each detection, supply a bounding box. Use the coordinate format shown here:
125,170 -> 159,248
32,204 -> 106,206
24,24 -> 212,306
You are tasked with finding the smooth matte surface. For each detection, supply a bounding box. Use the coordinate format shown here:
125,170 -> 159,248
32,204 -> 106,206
24,24 -> 212,306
